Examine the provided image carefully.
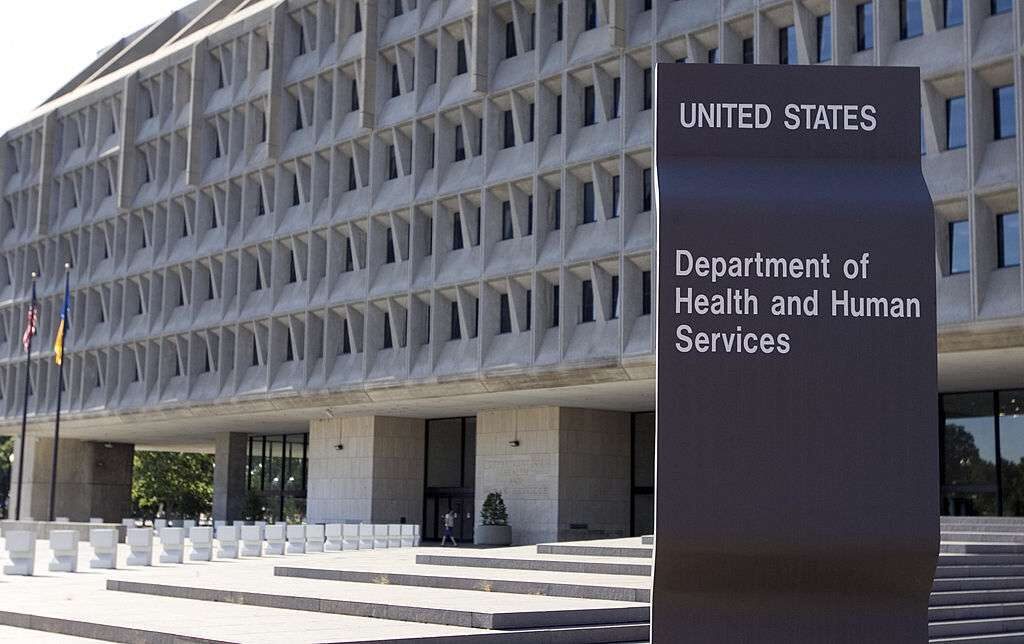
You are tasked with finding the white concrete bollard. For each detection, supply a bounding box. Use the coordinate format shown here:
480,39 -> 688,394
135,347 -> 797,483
413,524 -> 421,546
89,529 -> 117,569
48,530 -> 79,572
388,524 -> 403,549
324,524 -> 343,551
3,531 -> 36,575
189,527 -> 213,562
305,524 -> 325,553
89,517 -> 104,524
159,528 -> 185,564
373,524 -> 389,549
126,528 -> 153,566
400,524 -> 415,548
240,525 -> 263,557
342,524 -> 360,550
216,525 -> 240,559
286,525 -> 306,554
264,524 -> 286,555
358,523 -> 374,550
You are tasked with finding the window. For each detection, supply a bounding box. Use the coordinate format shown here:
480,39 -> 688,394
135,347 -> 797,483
505,21 -> 517,59
501,201 -> 513,240
423,305 -> 431,344
450,301 -> 461,339
643,67 -> 652,110
341,319 -> 351,354
527,103 -> 535,142
525,290 -> 532,331
348,157 -> 357,190
456,40 -> 467,75
503,110 -> 515,148
499,294 -> 511,334
779,26 -> 796,64
556,2 -> 563,41
291,174 -> 301,206
552,188 -> 561,230
946,95 -> 966,150
385,227 -> 396,263
585,0 -> 597,30
742,38 -> 754,64
288,251 -> 298,283
428,132 -> 435,169
259,112 -> 267,142
610,275 -> 620,319
581,280 -> 595,322
857,2 -> 874,51
555,94 -> 563,134
294,100 -> 304,131
391,64 -> 400,97
425,218 -> 433,255
476,117 -> 483,155
611,175 -> 620,219
707,48 -> 718,64
552,284 -> 560,327
817,14 -> 831,62
454,124 -> 465,161
993,0 -> 1012,15
431,48 -> 438,84
345,238 -> 354,271
452,212 -> 464,250
354,3 -> 362,32
949,220 -> 970,274
642,270 -> 652,316
383,312 -> 393,349
642,168 -> 652,212
213,132 -> 222,158
944,0 -> 963,28
611,77 -> 621,119
582,182 -> 595,224
583,85 -> 596,126
527,195 -> 533,235
995,85 -> 1016,140
998,212 -> 1020,268
900,0 -> 923,39
388,145 -> 398,180
394,0 -> 403,17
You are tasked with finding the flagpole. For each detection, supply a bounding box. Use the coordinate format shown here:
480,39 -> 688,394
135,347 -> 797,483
14,272 -> 37,521
47,265 -> 69,523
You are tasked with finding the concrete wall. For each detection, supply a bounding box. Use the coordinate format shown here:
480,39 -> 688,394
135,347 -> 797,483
307,415 -> 424,524
6,436 -> 133,522
212,432 -> 247,522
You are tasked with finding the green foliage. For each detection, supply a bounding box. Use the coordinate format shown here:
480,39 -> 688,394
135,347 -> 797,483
132,451 -> 214,520
480,491 -> 509,526
241,487 -> 267,522
0,437 -> 12,519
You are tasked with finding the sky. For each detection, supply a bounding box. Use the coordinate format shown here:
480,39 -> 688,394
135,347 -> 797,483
0,0 -> 192,133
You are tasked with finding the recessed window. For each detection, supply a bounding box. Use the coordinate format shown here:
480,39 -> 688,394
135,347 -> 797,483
354,3 -> 362,32
642,168 -> 652,212
949,220 -> 970,274
428,132 -> 435,169
503,110 -> 515,149
611,175 -> 620,219
391,64 -> 400,98
499,294 -> 511,334
552,284 -> 560,327
585,0 -> 597,30
642,67 -> 652,110
583,85 -> 596,126
556,2 -> 563,41
288,251 -> 298,283
611,77 -> 621,119
456,40 -> 467,75
707,48 -> 718,64
385,227 -> 396,263
345,238 -> 354,271
452,212 -> 464,250
992,0 -> 1012,15
995,85 -> 1016,140
817,14 -> 832,62
383,311 -> 393,349
944,0 -> 963,28
501,201 -> 513,240
552,188 -> 561,230
525,290 -> 532,331
946,95 -> 966,150
779,25 -> 796,64
998,212 -> 1020,268
900,0 -> 923,40
505,21 -> 517,59
454,124 -> 466,162
581,280 -> 595,322
348,157 -> 357,191
857,2 -> 874,51
610,275 -> 620,319
642,270 -> 652,316
581,181 -> 595,224
450,301 -> 461,340
341,319 -> 351,354
394,0 -> 403,17
388,144 -> 398,180
555,94 -> 563,134
742,38 -> 754,64
291,174 -> 301,206
351,79 -> 360,111
527,103 -> 535,142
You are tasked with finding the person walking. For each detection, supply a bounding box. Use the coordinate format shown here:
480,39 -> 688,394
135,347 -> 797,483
441,509 -> 458,546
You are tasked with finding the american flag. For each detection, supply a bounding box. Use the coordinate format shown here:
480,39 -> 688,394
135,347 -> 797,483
22,281 -> 37,352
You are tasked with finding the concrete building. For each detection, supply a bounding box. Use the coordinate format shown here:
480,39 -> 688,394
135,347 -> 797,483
0,0 -> 1020,541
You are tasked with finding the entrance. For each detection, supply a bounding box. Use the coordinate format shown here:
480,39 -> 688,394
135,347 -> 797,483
423,417 -> 476,542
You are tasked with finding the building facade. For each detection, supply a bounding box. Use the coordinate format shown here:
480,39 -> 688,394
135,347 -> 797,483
0,0 -> 1021,541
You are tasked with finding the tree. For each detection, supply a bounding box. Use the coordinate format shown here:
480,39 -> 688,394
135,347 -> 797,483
132,451 -> 214,520
480,491 -> 509,526
0,437 -> 12,519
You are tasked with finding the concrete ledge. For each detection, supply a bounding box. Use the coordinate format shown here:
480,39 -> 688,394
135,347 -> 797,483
941,543 -> 1024,555
414,555 -> 651,577
273,566 -> 651,603
930,615 -> 1024,639
0,520 -> 126,543
0,610 -> 228,644
535,544 -> 652,559
640,536 -> 653,545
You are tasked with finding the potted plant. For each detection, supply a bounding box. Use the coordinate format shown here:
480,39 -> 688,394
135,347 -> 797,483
475,491 -> 512,546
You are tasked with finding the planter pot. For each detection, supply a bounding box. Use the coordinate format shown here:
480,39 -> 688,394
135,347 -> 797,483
475,524 -> 512,546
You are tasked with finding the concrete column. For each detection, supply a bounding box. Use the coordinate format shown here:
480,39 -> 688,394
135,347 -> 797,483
306,415 -> 424,524
6,436 -> 133,522
476,406 -> 630,545
212,432 -> 247,522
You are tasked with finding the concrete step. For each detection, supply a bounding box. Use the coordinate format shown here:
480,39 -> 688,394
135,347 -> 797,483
935,577 -> 1024,592
415,554 -> 652,577
930,616 -> 1024,639
931,590 -> 1024,607
943,544 -> 1024,555
939,555 -> 1024,566
275,565 -> 651,603
937,566 -> 1024,579
930,602 -> 1024,622
107,579 -> 651,630
932,630 -> 1024,642
536,544 -> 653,559
944,533 -> 1024,544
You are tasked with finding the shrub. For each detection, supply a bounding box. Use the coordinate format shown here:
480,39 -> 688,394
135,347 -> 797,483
480,491 -> 509,526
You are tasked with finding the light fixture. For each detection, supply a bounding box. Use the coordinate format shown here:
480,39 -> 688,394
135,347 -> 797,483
508,439 -> 520,447
335,443 -> 344,451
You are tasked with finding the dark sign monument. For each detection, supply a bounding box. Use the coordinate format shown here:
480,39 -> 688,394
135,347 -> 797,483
654,64 -> 937,642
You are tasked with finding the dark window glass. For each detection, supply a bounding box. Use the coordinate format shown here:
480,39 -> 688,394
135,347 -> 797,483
1000,391 -> 1024,516
552,284 -> 560,327
900,0 -> 923,39
528,103 -> 534,142
643,67 -> 652,110
428,132 -> 435,169
942,393 -> 997,516
947,95 -> 966,150
425,218 -> 433,255
424,304 -> 431,344
452,212 -> 464,250
260,112 -> 267,141
817,14 -> 832,62
995,85 -> 1017,140
556,2 -> 563,41
584,85 -> 596,126
503,110 -> 515,148
394,0 -> 403,17
297,24 -> 306,56
454,124 -> 465,161
292,174 -> 301,206
505,21 -> 517,58
642,270 -> 652,316
385,227 -> 395,263
529,12 -> 535,50
643,0 -> 652,9
553,188 -> 561,230
341,319 -> 351,353
525,289 -> 532,330
857,2 -> 874,51
949,219 -> 970,274
501,201 -> 513,240
348,157 -> 357,190
383,311 -> 393,348
476,117 -> 483,156
499,294 -> 511,334
585,0 -> 597,30
611,77 -> 621,119
527,195 -> 533,235
388,145 -> 398,179
611,175 -> 620,218
288,251 -> 298,283
993,0 -> 1012,15
998,212 -> 1020,268
456,39 -> 467,75
707,48 -> 718,64
581,280 -> 594,322
345,238 -> 354,271
354,3 -> 362,32
944,0 -> 964,27
350,78 -> 359,111
642,168 -> 652,212
742,38 -> 754,64
294,99 -> 304,130
610,275 -> 619,319
779,25 -> 796,64
450,301 -> 461,339
555,94 -> 563,134
391,64 -> 400,97
582,181 -> 595,224
431,48 -> 437,84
